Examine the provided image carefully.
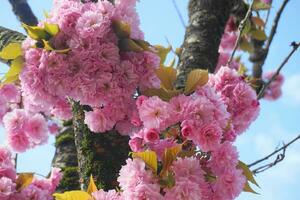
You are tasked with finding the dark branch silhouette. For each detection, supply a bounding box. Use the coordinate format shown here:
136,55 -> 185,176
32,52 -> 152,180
248,134 -> 300,174
8,0 -> 38,26
257,41 -> 300,99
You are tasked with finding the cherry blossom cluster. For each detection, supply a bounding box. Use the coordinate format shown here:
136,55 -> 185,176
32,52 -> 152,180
0,147 -> 62,199
88,66 -> 259,199
0,84 -> 60,152
20,0 -> 160,132
262,71 -> 284,100
216,17 -> 239,72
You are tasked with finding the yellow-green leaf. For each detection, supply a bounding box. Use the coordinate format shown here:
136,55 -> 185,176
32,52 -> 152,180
0,42 -> 23,60
113,20 -> 131,38
241,20 -> 252,36
132,151 -> 158,173
243,181 -> 260,194
42,40 -> 70,53
22,23 -> 49,40
1,56 -> 24,85
87,175 -> 97,195
161,145 -> 182,176
119,39 -> 144,52
53,191 -> 91,200
175,47 -> 182,57
133,39 -> 152,51
238,161 -> 259,187
143,88 -> 180,101
253,0 -> 271,10
154,45 -> 172,64
238,63 -> 248,76
16,173 -> 34,191
43,10 -> 50,18
250,29 -> 268,41
239,38 -> 254,53
155,66 -> 177,90
44,23 -> 60,37
184,69 -> 209,94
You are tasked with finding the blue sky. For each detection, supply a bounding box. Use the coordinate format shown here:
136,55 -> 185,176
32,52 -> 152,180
1,0 -> 300,199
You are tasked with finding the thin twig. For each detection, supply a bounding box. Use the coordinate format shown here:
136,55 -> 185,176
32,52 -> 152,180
264,0 -> 273,26
14,153 -> 18,170
257,41 -> 300,99
228,0 -> 255,65
172,0 -> 186,28
252,144 -> 286,174
248,134 -> 300,168
265,0 -> 290,51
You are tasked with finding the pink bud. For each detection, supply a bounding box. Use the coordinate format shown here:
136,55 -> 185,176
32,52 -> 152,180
144,128 -> 160,143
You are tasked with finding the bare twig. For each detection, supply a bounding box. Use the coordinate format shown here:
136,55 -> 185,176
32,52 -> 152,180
265,0 -> 290,51
257,41 -> 300,99
14,153 -> 18,170
251,0 -> 289,93
264,0 -> 273,26
172,0 -> 186,28
227,0 -> 255,65
248,134 -> 300,172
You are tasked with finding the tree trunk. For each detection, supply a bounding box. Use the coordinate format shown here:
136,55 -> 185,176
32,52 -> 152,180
72,101 -> 130,190
51,126 -> 80,192
176,0 -> 247,87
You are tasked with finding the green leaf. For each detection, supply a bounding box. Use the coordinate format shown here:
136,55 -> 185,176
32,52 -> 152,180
238,161 -> 259,187
0,42 -> 23,60
132,151 -> 158,173
154,45 -> 172,64
22,23 -> 49,40
250,29 -> 268,41
159,173 -> 175,188
1,56 -> 24,85
53,191 -> 91,200
253,0 -> 271,10
119,38 -> 144,52
16,173 -> 34,191
87,175 -> 97,195
239,38 -> 254,53
44,23 -> 60,37
184,69 -> 209,94
113,20 -> 131,38
143,88 -> 180,101
241,20 -> 252,36
155,66 -> 177,90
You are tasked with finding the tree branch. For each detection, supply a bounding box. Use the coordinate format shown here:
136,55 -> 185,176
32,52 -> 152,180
8,0 -> 38,26
172,0 -> 186,28
257,41 -> 300,99
248,134 -> 300,174
227,0 -> 255,66
251,0 -> 290,92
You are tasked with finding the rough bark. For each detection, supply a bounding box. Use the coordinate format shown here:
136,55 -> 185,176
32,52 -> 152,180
176,0 -> 247,88
8,0 -> 38,26
72,101 -> 130,190
51,126 -> 80,192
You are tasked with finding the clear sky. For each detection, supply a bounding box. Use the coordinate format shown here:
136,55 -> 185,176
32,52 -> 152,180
1,0 -> 300,199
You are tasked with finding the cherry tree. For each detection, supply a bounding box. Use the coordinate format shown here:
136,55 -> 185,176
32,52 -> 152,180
0,0 -> 298,199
